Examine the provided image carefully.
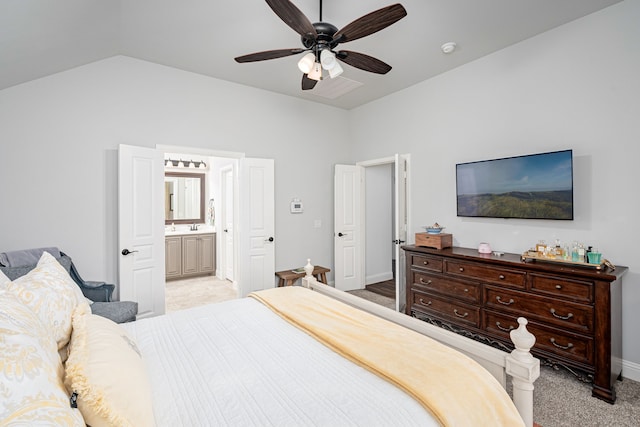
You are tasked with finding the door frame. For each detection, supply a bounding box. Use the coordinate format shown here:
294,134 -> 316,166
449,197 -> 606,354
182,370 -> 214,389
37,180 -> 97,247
356,154 -> 412,309
157,145 -> 244,293
220,164 -> 235,284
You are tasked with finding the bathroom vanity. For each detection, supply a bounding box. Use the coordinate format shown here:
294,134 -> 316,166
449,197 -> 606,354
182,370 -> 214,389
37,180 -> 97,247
165,229 -> 216,280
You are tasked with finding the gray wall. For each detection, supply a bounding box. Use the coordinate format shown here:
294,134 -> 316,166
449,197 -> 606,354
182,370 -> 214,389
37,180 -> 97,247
0,56 -> 350,285
348,1 -> 640,369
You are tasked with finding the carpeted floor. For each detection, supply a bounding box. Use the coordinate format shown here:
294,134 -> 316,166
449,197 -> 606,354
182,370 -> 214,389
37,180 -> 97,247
531,366 -> 639,426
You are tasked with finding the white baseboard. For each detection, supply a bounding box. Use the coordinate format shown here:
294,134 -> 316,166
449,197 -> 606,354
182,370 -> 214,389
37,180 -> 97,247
622,359 -> 640,382
365,272 -> 394,285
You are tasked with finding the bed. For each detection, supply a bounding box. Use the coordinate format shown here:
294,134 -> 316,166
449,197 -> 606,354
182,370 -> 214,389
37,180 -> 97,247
0,254 -> 539,427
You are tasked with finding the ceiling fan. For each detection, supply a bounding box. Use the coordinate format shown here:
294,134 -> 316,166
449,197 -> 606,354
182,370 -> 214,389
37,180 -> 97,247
234,0 -> 407,90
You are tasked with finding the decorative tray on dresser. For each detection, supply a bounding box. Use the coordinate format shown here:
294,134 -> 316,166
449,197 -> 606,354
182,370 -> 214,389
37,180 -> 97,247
402,245 -> 628,404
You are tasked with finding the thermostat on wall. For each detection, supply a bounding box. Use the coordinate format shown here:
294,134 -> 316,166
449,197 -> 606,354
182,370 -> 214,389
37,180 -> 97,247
290,198 -> 304,214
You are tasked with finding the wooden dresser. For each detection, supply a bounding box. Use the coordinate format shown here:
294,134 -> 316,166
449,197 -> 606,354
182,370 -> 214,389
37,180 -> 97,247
403,245 -> 627,403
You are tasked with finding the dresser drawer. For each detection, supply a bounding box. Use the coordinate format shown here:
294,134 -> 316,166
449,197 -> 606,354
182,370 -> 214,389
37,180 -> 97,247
484,311 -> 594,366
484,286 -> 594,334
445,260 -> 526,289
411,290 -> 480,328
409,253 -> 443,273
530,274 -> 593,304
411,272 -> 480,304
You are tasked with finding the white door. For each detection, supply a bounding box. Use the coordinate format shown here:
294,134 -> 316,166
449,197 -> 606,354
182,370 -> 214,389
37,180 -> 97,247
221,167 -> 235,281
238,158 -> 275,297
118,144 -> 165,319
394,154 -> 409,312
334,164 -> 363,291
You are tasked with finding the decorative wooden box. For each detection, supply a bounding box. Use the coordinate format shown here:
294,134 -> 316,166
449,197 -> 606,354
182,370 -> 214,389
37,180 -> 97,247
415,232 -> 452,250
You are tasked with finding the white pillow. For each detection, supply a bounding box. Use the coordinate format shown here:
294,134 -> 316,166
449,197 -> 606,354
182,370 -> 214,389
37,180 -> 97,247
0,288 -> 85,425
6,251 -> 90,349
0,268 -> 10,286
65,305 -> 155,427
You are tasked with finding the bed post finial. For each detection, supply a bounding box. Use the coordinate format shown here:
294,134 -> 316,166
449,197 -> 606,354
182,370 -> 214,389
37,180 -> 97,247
506,317 -> 540,427
304,259 -> 314,277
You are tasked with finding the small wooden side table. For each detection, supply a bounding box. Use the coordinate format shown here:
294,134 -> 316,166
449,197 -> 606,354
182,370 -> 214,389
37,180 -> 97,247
275,266 -> 330,287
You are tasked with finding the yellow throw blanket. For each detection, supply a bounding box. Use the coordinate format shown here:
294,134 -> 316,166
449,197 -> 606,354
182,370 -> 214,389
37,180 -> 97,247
250,287 -> 524,427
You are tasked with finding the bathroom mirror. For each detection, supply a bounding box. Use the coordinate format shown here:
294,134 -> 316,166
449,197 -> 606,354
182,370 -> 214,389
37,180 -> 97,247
164,172 -> 205,224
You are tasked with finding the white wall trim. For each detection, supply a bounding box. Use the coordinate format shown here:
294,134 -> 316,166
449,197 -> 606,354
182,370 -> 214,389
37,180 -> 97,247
156,144 -> 245,159
622,359 -> 640,382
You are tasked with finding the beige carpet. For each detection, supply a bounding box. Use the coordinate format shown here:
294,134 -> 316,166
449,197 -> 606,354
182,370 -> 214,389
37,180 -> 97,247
165,275 -> 237,313
347,289 -> 396,310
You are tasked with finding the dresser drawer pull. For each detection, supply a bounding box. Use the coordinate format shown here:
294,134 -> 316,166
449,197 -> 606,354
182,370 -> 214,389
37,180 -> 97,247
495,296 -> 515,306
496,322 -> 515,332
453,309 -> 469,318
555,284 -> 563,289
550,308 -> 574,320
464,288 -> 469,293
550,337 -> 574,350
423,260 -> 429,265
419,278 -> 432,285
459,267 -> 465,272
499,274 -> 505,280
419,298 -> 432,306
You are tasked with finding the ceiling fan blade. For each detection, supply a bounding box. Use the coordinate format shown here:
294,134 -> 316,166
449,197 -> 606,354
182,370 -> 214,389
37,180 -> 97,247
265,0 -> 317,38
302,74 -> 318,90
336,50 -> 392,74
333,4 -> 407,44
235,48 -> 305,63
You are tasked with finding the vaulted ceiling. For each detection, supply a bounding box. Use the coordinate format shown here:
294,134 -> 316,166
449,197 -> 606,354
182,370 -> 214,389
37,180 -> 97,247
0,0 -> 622,109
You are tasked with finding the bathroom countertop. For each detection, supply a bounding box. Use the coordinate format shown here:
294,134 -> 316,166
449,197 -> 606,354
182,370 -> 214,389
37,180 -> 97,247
165,225 -> 216,236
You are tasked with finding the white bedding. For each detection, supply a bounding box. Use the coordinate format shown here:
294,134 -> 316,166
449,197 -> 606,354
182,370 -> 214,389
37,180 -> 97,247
122,298 -> 439,427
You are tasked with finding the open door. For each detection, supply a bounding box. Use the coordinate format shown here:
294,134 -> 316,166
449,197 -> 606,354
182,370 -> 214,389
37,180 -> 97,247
220,166 -> 235,283
334,164 -> 363,291
118,144 -> 165,319
237,158 -> 275,297
394,154 -> 408,312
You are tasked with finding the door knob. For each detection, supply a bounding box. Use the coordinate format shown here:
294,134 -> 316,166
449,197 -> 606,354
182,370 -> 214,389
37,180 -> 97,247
265,237 -> 274,242
121,249 -> 138,256
338,232 -> 347,237
224,229 -> 229,232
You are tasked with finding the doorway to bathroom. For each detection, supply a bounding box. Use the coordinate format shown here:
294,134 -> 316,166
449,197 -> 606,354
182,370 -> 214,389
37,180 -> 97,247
118,144 -> 275,318
162,150 -> 239,313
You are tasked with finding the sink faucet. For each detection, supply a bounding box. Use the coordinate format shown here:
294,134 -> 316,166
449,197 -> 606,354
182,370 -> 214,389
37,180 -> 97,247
190,223 -> 199,231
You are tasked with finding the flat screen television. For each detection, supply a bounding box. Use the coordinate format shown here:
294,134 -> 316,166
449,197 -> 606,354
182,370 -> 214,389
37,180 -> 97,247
456,149 -> 573,220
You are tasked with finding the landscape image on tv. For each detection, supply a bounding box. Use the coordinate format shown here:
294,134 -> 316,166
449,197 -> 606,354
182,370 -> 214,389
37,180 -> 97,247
456,150 -> 573,220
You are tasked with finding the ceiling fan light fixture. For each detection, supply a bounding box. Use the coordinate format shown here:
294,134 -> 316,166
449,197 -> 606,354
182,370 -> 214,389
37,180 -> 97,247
320,49 -> 337,70
297,53 -> 316,74
308,62 -> 322,81
328,61 -> 343,79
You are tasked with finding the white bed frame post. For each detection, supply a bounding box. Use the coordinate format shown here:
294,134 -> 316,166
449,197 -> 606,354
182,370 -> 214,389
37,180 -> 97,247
506,318 -> 540,427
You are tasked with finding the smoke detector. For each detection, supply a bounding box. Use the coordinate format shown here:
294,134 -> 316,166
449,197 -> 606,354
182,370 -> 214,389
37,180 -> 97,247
441,42 -> 457,54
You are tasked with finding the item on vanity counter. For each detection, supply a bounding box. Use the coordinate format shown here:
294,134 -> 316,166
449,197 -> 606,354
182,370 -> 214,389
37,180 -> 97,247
423,222 -> 445,234
415,232 -> 452,250
478,242 -> 492,254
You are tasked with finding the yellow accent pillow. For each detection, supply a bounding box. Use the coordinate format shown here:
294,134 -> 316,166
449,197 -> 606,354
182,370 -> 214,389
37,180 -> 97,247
6,251 -> 90,350
64,305 -> 155,427
0,288 -> 85,425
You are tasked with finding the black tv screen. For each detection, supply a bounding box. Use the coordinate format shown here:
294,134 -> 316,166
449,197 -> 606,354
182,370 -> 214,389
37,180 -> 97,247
456,150 -> 573,220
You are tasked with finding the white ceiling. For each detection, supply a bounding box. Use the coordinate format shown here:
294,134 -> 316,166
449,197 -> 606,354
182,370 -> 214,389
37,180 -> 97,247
0,0 -> 622,109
